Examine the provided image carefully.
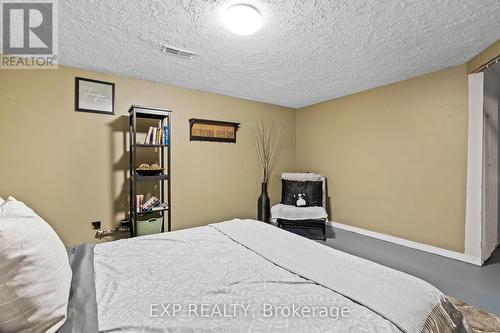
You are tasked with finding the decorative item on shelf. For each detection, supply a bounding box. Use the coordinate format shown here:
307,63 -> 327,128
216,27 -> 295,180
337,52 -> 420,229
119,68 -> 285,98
189,118 -> 240,143
75,77 -> 115,115
136,163 -> 164,176
253,117 -> 281,223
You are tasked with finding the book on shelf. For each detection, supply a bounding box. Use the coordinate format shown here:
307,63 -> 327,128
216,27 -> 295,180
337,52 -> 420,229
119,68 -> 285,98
145,127 -> 153,145
142,196 -> 159,210
152,127 -> 157,144
143,125 -> 169,145
156,127 -> 161,144
136,196 -> 168,212
135,194 -> 144,213
148,204 -> 168,212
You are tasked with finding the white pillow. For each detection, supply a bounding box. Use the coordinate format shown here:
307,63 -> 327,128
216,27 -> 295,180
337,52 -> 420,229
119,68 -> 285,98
0,197 -> 4,204
0,200 -> 72,333
0,197 -> 37,218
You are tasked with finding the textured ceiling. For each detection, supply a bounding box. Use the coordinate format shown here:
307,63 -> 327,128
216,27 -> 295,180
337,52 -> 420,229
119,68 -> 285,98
60,0 -> 500,108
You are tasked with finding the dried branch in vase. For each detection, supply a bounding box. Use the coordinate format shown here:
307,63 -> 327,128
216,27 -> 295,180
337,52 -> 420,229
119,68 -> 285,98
253,118 -> 281,184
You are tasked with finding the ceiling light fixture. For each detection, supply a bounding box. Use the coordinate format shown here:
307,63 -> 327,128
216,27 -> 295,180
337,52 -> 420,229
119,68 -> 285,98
221,4 -> 262,36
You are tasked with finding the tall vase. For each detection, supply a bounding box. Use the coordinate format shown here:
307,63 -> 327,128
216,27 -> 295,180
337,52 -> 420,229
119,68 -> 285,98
257,182 -> 270,223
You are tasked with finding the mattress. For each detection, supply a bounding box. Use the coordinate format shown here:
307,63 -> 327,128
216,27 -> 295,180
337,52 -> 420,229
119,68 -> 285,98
59,219 -> 469,333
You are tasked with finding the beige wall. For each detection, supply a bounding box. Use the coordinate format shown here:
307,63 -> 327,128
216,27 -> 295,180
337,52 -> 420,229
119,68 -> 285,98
296,65 -> 469,252
0,66 -> 296,246
0,61 -> 477,252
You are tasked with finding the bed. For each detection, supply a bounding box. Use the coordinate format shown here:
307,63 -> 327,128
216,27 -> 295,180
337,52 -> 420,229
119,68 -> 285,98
56,219 -> 469,333
0,198 -> 468,333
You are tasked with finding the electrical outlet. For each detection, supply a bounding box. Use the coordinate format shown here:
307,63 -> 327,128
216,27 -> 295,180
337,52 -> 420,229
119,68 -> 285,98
91,221 -> 101,230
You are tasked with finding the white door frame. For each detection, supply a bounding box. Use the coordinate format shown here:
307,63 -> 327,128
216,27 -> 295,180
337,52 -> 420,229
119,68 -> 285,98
464,72 -> 485,264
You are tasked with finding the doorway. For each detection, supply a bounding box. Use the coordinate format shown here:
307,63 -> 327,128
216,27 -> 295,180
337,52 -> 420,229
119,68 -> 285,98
483,61 -> 500,260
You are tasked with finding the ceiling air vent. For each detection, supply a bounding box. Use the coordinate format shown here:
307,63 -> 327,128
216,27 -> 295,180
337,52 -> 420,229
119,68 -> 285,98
161,45 -> 196,59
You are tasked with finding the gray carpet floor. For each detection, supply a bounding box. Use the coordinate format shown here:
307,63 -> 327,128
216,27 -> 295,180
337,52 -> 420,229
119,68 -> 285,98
318,227 -> 500,315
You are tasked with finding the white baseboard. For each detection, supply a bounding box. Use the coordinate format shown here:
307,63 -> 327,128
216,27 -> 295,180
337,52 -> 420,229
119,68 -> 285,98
326,221 -> 483,266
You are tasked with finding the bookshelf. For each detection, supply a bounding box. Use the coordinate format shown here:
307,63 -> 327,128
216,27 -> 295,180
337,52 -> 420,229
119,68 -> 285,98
129,105 -> 172,237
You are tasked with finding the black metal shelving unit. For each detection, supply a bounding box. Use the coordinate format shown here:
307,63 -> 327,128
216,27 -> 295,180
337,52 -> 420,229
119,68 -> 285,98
129,105 -> 172,237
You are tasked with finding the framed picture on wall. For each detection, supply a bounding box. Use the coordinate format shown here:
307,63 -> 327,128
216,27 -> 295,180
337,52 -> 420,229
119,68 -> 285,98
75,77 -> 115,115
189,118 -> 240,143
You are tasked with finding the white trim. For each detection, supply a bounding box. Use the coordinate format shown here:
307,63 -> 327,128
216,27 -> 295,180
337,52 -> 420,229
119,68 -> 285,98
465,73 -> 485,262
327,221 -> 483,266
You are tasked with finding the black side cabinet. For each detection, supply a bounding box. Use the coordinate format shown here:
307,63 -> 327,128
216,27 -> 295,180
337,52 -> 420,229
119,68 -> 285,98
129,105 -> 172,237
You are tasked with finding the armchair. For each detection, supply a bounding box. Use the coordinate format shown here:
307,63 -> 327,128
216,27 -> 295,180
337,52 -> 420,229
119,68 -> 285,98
271,173 -> 328,241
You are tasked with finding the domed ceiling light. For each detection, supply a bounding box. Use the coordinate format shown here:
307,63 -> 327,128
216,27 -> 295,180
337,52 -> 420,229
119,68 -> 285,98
221,4 -> 262,36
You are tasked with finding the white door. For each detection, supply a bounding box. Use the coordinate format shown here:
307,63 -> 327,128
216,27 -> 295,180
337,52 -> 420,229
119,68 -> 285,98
465,73 -> 484,262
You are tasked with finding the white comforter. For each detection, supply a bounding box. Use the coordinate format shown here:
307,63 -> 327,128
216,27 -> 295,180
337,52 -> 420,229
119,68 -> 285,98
93,219 -> 467,333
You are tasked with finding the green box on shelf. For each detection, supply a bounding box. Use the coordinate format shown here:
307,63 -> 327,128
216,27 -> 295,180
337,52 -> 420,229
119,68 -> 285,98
136,216 -> 162,236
